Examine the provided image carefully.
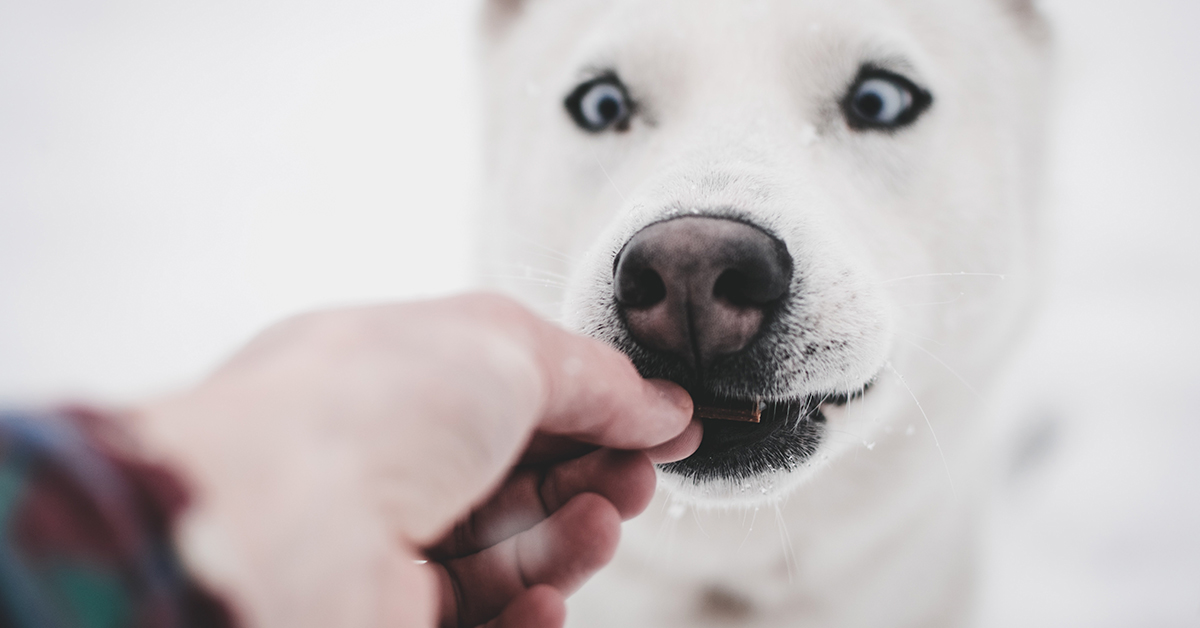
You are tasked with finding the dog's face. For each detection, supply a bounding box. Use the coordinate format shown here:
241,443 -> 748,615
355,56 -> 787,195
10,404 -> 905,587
479,0 -> 1048,503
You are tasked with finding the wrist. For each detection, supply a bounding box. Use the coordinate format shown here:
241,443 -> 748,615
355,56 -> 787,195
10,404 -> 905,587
128,387 -> 408,627
0,406 -> 238,627
125,390 -> 267,625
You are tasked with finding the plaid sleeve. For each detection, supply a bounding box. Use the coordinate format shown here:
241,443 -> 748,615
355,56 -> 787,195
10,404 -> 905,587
0,408 -> 237,628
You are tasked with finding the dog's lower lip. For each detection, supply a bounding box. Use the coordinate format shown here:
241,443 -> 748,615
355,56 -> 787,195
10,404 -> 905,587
688,381 -> 871,419
659,384 -> 873,482
659,394 -> 824,481
698,398 -> 821,448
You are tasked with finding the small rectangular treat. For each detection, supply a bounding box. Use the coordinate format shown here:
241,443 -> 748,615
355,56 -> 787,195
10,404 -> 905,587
693,398 -> 763,423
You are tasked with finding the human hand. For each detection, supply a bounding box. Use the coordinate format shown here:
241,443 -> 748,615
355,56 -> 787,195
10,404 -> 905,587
130,294 -> 699,628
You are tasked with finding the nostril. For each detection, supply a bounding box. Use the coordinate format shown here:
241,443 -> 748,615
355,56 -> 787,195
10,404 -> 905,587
713,261 -> 789,307
617,267 -> 667,308
712,269 -> 755,307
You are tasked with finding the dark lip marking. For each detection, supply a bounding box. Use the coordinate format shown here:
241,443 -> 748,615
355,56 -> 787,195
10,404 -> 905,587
660,379 -> 875,483
694,397 -> 764,423
660,395 -> 826,483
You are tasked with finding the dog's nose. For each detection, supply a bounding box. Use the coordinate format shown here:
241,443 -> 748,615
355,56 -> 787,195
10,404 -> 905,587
614,216 -> 792,368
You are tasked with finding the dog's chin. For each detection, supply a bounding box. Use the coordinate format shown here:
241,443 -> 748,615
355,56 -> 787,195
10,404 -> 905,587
657,389 -> 866,503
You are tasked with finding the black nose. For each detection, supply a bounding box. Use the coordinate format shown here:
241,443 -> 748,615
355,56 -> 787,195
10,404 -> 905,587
614,217 -> 792,369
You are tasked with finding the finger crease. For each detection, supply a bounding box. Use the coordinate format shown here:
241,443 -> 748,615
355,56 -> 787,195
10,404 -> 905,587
534,466 -> 554,517
454,511 -> 481,556
512,535 -> 535,591
438,562 -> 469,628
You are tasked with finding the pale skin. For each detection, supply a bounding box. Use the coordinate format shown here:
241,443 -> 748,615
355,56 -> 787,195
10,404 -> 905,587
126,294 -> 702,628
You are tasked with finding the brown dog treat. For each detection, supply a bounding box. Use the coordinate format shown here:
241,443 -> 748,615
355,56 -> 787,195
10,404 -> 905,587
693,398 -> 764,423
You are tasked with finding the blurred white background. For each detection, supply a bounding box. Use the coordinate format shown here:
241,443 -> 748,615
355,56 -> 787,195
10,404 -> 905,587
1,0 -> 1197,625
0,0 -> 481,401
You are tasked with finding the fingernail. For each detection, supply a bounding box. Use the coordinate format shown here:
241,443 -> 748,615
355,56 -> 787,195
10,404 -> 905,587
647,379 -> 693,416
646,418 -> 703,463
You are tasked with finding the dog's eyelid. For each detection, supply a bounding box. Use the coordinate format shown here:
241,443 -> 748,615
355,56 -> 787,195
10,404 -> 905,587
858,64 -> 929,91
564,69 -> 639,133
568,68 -> 630,98
855,51 -> 923,78
841,62 -> 934,131
576,66 -> 622,82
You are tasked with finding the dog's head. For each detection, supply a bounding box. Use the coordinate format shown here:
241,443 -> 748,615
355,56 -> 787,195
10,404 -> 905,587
478,0 -> 1049,503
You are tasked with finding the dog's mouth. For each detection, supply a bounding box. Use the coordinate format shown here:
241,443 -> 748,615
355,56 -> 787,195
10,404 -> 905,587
659,388 -> 867,483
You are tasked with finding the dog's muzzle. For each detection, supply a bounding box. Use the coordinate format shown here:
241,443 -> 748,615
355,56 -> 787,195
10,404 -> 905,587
612,216 -> 832,482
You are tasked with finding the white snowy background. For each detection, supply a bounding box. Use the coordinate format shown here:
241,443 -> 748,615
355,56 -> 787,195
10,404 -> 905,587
1,0 -> 1196,625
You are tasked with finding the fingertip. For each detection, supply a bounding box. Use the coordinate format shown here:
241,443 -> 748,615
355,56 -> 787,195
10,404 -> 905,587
519,492 -> 622,595
525,585 -> 567,628
601,450 -> 658,519
536,448 -> 655,522
645,418 -> 703,464
630,379 -> 693,444
492,585 -> 566,628
646,379 -> 693,419
565,493 -> 623,570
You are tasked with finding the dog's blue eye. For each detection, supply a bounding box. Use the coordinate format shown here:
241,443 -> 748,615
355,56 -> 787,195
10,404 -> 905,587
565,75 -> 633,133
843,69 -> 932,131
853,79 -> 910,123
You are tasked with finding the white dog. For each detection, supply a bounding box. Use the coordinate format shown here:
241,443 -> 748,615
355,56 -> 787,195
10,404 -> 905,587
476,1 -> 1050,625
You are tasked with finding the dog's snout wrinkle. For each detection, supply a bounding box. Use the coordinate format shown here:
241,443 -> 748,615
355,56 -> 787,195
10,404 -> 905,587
614,217 -> 792,369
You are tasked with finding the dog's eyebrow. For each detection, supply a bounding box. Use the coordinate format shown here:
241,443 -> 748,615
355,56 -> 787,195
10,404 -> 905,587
571,66 -> 626,88
854,52 -> 926,83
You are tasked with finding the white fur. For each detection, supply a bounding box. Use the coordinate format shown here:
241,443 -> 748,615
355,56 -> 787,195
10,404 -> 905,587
477,0 -> 1050,625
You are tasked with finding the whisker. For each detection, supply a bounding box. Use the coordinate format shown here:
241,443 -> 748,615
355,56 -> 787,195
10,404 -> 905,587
861,381 -> 874,426
898,337 -> 980,398
736,505 -> 759,552
480,276 -> 568,290
877,271 -> 1007,285
487,263 -> 573,282
897,292 -> 966,307
654,493 -> 684,562
490,225 -> 582,265
774,503 -> 797,584
593,150 -> 628,203
691,504 -> 710,538
823,427 -> 867,442
886,361 -> 956,495
842,381 -> 862,431
519,244 -> 579,266
894,328 -> 946,347
480,269 -> 568,284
